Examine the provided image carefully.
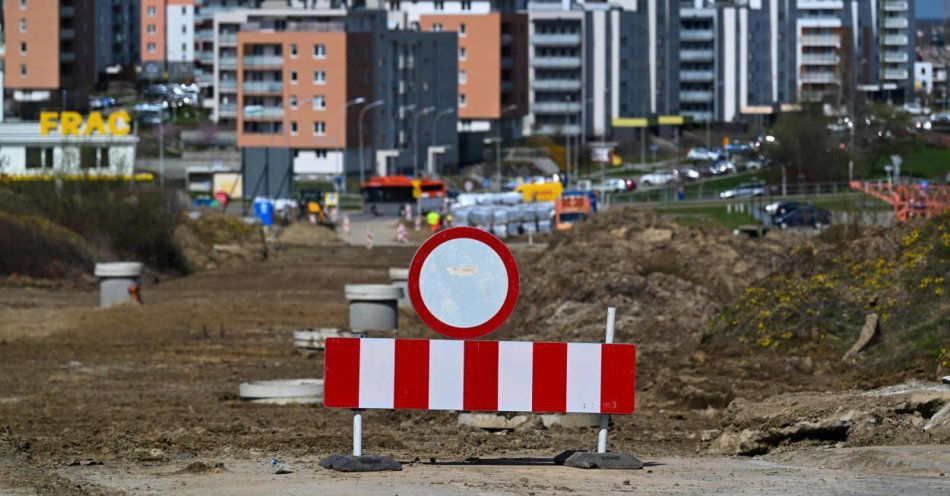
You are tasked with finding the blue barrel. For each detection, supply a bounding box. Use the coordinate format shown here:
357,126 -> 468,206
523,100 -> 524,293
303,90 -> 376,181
254,199 -> 274,226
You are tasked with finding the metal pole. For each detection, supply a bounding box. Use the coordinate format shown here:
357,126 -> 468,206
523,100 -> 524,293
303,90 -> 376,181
159,114 -> 165,188
353,409 -> 363,456
496,138 -> 502,191
359,100 -> 384,187
597,307 -> 616,454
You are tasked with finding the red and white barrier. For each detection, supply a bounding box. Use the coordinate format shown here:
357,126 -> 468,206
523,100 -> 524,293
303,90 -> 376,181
324,338 -> 636,414
365,229 -> 374,250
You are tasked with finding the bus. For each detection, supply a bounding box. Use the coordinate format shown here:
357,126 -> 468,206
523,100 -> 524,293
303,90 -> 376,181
361,176 -> 447,216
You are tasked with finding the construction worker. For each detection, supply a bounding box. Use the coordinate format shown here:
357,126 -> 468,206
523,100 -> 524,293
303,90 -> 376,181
426,210 -> 441,232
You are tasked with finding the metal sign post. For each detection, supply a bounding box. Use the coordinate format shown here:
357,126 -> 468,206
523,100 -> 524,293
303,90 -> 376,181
597,307 -> 616,454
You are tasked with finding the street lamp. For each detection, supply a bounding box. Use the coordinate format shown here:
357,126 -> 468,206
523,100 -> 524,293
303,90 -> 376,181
411,106 -> 435,177
431,108 -> 455,176
494,104 -> 519,190
337,97 -> 366,192
358,99 -> 385,186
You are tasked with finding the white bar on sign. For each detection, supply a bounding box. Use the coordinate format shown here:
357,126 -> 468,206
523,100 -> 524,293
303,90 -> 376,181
497,341 -> 533,412
428,340 -> 464,410
566,343 -> 602,413
358,338 -> 395,409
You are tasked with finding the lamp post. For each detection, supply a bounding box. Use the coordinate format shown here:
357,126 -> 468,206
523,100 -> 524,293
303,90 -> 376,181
396,104 -> 416,175
496,104 -> 518,190
358,99 -> 384,186
411,106 -> 435,177
431,108 -> 455,176
339,97 -> 366,193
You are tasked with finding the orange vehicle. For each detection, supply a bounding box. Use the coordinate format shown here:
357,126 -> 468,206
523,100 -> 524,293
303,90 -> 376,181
554,195 -> 592,230
361,176 -> 447,216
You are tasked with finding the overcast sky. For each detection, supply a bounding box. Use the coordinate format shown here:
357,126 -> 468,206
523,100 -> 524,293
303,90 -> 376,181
918,1 -> 945,19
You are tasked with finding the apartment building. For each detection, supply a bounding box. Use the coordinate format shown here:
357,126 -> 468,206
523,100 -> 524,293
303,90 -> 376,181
230,9 -> 457,182
141,0 -> 196,80
193,1 -> 262,111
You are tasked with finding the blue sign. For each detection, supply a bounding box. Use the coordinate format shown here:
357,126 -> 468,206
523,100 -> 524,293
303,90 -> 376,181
253,199 -> 274,226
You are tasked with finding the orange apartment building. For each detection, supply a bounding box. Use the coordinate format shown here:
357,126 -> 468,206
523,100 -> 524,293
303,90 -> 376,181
140,0 -> 196,80
417,12 -> 527,163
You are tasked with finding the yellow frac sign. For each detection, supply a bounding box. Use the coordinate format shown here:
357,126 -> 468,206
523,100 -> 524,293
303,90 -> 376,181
39,111 -> 132,137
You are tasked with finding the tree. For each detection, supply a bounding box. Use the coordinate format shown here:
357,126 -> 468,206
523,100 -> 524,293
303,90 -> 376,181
765,106 -> 847,182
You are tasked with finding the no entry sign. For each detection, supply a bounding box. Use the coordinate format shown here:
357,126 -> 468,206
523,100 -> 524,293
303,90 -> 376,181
408,227 -> 519,339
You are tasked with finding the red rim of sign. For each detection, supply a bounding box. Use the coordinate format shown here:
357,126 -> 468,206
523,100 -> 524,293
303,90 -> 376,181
408,226 -> 519,339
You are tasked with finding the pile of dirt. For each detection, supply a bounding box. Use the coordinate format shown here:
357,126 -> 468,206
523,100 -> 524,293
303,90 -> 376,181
708,380 -> 950,455
706,212 -> 949,378
173,211 -> 266,272
0,211 -> 95,280
275,222 -> 344,247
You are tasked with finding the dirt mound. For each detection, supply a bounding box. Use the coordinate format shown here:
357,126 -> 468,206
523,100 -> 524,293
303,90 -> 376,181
0,211 -> 95,280
706,213 -> 949,378
173,211 -> 266,272
709,381 -> 950,455
275,222 -> 343,247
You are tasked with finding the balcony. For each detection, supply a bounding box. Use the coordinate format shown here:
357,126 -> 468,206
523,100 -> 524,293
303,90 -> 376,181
243,106 -> 284,120
60,5 -> 75,16
801,35 -> 841,47
531,56 -> 582,68
883,51 -> 908,63
196,30 -> 214,42
219,33 -> 237,45
680,49 -> 714,61
884,35 -> 909,46
198,51 -> 214,64
218,104 -> 237,118
682,111 -> 713,123
218,80 -> 237,91
219,57 -> 237,69
680,90 -> 714,102
61,28 -> 75,39
679,70 -> 714,81
533,124 -> 582,136
531,79 -> 582,91
883,1 -> 908,12
800,90 -> 832,103
196,72 -> 215,84
801,53 -> 840,65
800,72 -> 840,84
532,33 -> 582,46
883,69 -> 909,80
243,81 -> 284,94
242,55 -> 283,68
680,30 -> 714,41
883,17 -> 908,29
531,102 -> 582,114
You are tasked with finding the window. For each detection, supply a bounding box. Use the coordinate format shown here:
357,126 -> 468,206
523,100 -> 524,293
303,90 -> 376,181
388,1 -> 400,9
290,43 -> 298,58
434,1 -> 443,9
147,24 -> 156,34
313,70 -> 326,84
432,23 -> 442,32
182,24 -> 187,33
290,71 -> 298,84
18,19 -> 26,32
19,64 -> 26,77
313,44 -> 326,58
291,121 -> 298,135
459,70 -> 466,84
459,23 -> 467,37
181,43 -> 187,54
459,93 -> 466,107
19,0 -> 26,8
182,6 -> 186,14
19,42 -> 26,55
312,95 -> 326,110
462,1 -> 471,10
314,121 -> 326,136
290,95 -> 298,109
147,43 -> 156,53
147,6 -> 156,16
459,47 -> 466,60
315,150 -> 328,159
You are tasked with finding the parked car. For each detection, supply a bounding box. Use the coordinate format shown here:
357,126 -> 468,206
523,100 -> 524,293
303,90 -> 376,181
765,200 -> 803,216
742,159 -> 764,170
719,182 -> 765,199
89,96 -> 117,110
711,160 -> 737,175
623,178 -> 637,191
773,205 -> 832,229
601,178 -> 629,193
687,147 -> 711,161
637,170 -> 677,187
132,103 -> 164,125
676,168 -> 701,181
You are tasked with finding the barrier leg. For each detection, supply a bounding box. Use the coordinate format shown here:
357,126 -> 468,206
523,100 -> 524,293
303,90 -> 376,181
353,409 -> 363,457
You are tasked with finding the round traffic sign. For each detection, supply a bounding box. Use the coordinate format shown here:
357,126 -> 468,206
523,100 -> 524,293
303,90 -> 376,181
408,227 -> 519,339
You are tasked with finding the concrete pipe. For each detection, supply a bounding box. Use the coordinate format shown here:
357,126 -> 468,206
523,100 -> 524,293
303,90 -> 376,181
94,262 -> 144,308
293,328 -> 352,351
238,379 -> 324,405
388,268 -> 410,308
344,284 -> 400,331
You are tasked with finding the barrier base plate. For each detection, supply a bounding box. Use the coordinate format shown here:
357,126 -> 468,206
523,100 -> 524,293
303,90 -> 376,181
555,450 -> 643,470
319,454 -> 402,472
